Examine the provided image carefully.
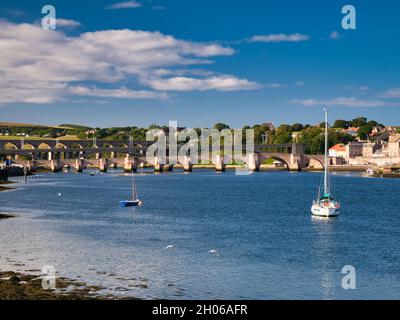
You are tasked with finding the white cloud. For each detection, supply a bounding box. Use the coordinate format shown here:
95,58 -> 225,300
295,81 -> 305,86
69,86 -> 167,99
56,18 -> 82,28
144,76 -> 260,91
329,31 -> 341,40
152,6 -> 166,10
291,97 -> 389,107
105,1 -> 142,9
265,83 -> 287,88
0,21 -> 254,105
381,88 -> 400,98
250,33 -> 310,43
5,9 -> 25,17
358,86 -> 369,92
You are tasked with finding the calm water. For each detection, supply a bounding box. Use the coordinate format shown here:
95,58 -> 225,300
0,169 -> 399,299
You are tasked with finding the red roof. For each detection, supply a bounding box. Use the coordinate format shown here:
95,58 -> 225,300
329,143 -> 346,151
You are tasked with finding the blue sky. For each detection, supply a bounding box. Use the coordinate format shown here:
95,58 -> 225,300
0,0 -> 400,128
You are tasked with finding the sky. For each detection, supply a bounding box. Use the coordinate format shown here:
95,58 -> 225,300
0,0 -> 400,128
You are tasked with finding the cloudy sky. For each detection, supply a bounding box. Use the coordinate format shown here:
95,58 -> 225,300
1,0 -> 400,127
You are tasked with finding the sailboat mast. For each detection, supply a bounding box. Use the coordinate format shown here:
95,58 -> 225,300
131,172 -> 137,200
323,108 -> 329,195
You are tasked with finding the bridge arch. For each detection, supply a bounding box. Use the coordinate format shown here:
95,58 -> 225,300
4,143 -> 18,150
102,143 -> 114,158
21,143 -> 35,150
36,143 -> 52,160
67,143 -> 84,159
37,143 -> 51,150
68,143 -> 83,150
115,143 -> 129,158
308,158 -> 324,170
54,143 -> 68,160
2,143 -> 18,159
260,156 -> 290,170
55,143 -> 67,149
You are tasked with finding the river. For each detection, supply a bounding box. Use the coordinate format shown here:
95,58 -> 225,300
0,169 -> 399,299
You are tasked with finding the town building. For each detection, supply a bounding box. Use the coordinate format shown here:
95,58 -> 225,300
388,134 -> 400,157
341,127 -> 359,137
345,142 -> 363,158
329,143 -> 347,158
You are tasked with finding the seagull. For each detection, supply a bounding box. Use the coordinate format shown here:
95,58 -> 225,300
58,193 -> 61,197
208,249 -> 219,256
165,245 -> 175,250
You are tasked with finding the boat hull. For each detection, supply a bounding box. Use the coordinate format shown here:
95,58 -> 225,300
311,204 -> 339,217
119,200 -> 140,207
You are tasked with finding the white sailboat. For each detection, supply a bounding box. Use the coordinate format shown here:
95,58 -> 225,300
120,172 -> 143,207
311,108 -> 340,217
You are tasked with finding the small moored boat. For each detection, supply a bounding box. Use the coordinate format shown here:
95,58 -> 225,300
366,168 -> 374,176
120,172 -> 142,207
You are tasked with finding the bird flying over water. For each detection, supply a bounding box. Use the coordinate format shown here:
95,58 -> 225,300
208,249 -> 219,256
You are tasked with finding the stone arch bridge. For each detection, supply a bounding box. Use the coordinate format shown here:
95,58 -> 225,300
0,139 -> 326,172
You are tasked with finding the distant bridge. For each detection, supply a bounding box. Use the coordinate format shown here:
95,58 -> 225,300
0,139 -> 326,172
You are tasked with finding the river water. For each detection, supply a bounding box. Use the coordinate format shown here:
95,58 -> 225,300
0,169 -> 399,299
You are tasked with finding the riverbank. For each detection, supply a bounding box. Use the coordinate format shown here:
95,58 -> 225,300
303,165 -> 367,172
0,270 -> 133,300
0,213 -> 15,220
0,180 -> 14,192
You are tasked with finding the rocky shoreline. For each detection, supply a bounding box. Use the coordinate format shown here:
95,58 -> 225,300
0,270 -> 135,300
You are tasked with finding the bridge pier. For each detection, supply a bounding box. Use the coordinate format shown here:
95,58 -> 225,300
74,159 -> 84,173
153,156 -> 164,172
110,152 -> 117,169
162,164 -> 173,172
214,154 -> 225,172
26,160 -> 37,171
288,154 -> 301,171
50,160 -> 61,172
99,158 -> 108,172
124,155 -> 138,172
182,155 -> 193,172
247,153 -> 260,172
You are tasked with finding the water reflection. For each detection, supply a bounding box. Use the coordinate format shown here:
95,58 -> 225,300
311,215 -> 340,300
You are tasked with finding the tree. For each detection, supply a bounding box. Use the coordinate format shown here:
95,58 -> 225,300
273,131 -> 292,144
213,123 -> 230,131
357,125 -> 373,140
298,127 -> 323,154
253,125 -> 269,144
333,120 -> 349,129
291,123 -> 304,132
350,117 -> 367,128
